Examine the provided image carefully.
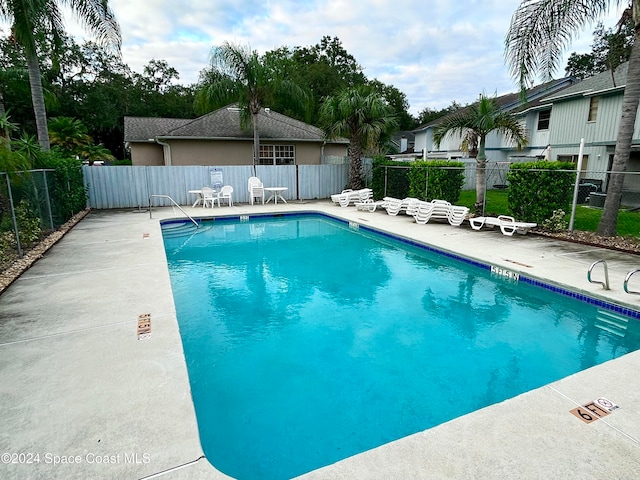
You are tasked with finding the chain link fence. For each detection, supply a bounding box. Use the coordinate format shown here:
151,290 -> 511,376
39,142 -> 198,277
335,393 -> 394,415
0,169 -> 60,267
371,162 -> 640,219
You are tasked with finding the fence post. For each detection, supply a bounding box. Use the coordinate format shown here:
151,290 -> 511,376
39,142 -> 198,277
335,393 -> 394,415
42,170 -> 55,230
5,173 -> 23,258
384,166 -> 388,197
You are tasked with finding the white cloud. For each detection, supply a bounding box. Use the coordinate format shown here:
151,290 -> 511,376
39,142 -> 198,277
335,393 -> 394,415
9,0 -> 629,115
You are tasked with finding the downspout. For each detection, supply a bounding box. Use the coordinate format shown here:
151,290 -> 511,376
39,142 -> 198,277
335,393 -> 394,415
150,137 -> 172,166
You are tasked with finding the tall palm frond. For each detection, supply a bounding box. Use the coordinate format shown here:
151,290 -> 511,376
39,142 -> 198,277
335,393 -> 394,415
505,0 -> 612,88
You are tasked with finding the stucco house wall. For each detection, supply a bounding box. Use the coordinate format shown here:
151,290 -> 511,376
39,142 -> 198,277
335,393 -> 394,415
131,143 -> 164,166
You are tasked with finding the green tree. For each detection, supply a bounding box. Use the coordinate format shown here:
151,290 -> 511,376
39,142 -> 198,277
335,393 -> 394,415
433,95 -> 528,214
48,117 -> 90,154
261,36 -> 367,124
505,1 -> 640,237
319,86 -> 398,190
415,101 -> 463,127
565,20 -> 634,80
195,41 -> 310,174
0,0 -> 121,151
367,79 -> 415,130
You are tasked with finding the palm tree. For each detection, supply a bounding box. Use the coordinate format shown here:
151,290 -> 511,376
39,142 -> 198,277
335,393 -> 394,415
195,42 -> 310,175
1,0 -> 121,151
319,86 -> 398,190
48,116 -> 91,154
433,95 -> 528,214
505,1 -> 639,237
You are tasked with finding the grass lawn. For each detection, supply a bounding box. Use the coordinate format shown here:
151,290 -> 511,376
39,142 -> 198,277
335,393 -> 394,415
458,189 -> 640,237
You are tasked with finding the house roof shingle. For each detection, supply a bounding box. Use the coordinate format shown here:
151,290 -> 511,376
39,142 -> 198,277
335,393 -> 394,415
124,105 -> 344,143
413,77 -> 576,132
542,63 -> 629,102
124,117 -> 191,142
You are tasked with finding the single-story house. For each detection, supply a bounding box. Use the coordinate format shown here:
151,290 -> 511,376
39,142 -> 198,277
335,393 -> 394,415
124,105 -> 349,166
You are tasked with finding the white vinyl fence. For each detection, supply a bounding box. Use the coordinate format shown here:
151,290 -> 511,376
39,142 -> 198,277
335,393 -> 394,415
83,164 -> 350,209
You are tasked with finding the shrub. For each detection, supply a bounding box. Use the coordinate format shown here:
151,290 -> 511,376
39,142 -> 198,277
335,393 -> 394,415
542,209 -> 568,232
40,152 -> 88,225
371,157 -> 411,199
15,200 -> 42,247
0,200 -> 43,267
507,161 -> 575,223
407,160 -> 465,203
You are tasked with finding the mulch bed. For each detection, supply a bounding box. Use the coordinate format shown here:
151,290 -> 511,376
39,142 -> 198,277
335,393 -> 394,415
532,229 -> 640,255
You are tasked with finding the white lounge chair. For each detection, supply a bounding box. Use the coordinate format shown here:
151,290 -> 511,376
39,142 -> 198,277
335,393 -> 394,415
469,215 -> 537,236
412,199 -> 469,226
355,199 -> 388,212
383,197 -> 420,216
248,176 -> 264,205
331,188 -> 373,207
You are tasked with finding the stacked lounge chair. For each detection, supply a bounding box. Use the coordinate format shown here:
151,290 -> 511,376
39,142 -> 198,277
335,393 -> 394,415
331,188 -> 373,207
412,199 -> 469,226
382,197 -> 421,216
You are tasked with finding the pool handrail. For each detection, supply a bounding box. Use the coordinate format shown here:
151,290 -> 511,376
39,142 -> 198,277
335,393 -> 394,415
148,194 -> 199,227
587,260 -> 610,290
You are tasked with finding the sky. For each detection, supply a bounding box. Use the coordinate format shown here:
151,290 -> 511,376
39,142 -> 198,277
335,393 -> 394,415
16,1 -> 630,116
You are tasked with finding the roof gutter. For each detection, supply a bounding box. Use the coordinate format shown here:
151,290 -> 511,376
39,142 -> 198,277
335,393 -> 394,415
149,137 -> 172,166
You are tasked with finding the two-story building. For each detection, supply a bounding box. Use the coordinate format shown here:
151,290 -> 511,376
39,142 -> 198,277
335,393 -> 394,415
413,63 -> 640,198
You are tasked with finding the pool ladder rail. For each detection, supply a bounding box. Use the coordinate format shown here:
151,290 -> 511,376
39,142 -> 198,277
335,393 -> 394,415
588,260 -> 610,290
587,260 -> 640,295
148,194 -> 199,228
624,269 -> 640,295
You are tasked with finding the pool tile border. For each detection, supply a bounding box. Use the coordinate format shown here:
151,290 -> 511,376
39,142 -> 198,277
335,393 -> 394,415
160,212 -> 640,320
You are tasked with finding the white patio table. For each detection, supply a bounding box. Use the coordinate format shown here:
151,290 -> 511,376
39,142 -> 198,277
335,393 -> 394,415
188,189 -> 203,207
264,187 -> 288,204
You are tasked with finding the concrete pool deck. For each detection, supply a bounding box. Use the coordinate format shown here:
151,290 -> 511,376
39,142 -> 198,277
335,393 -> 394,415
0,201 -> 638,479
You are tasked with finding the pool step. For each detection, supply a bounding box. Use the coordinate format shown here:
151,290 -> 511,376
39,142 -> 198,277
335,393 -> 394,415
595,310 -> 629,337
161,221 -> 211,238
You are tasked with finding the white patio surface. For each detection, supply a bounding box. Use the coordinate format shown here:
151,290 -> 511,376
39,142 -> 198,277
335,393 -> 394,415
0,200 -> 638,479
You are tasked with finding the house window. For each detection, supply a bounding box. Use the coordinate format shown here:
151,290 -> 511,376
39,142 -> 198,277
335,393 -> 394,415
259,145 -> 295,165
588,96 -> 599,122
537,109 -> 551,130
558,154 -> 589,177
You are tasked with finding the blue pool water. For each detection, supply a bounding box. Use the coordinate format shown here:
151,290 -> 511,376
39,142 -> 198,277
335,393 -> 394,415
162,214 -> 640,480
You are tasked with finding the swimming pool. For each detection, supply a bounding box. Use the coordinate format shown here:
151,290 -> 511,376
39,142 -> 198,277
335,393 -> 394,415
161,213 -> 640,480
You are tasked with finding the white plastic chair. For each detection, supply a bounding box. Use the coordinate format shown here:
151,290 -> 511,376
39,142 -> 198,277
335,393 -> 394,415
201,187 -> 217,208
216,185 -> 233,207
248,177 -> 264,205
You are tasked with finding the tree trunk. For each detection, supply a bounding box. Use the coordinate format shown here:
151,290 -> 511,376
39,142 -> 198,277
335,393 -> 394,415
475,136 -> 487,214
348,135 -> 363,190
26,53 -> 50,152
597,29 -> 640,236
252,110 -> 259,176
